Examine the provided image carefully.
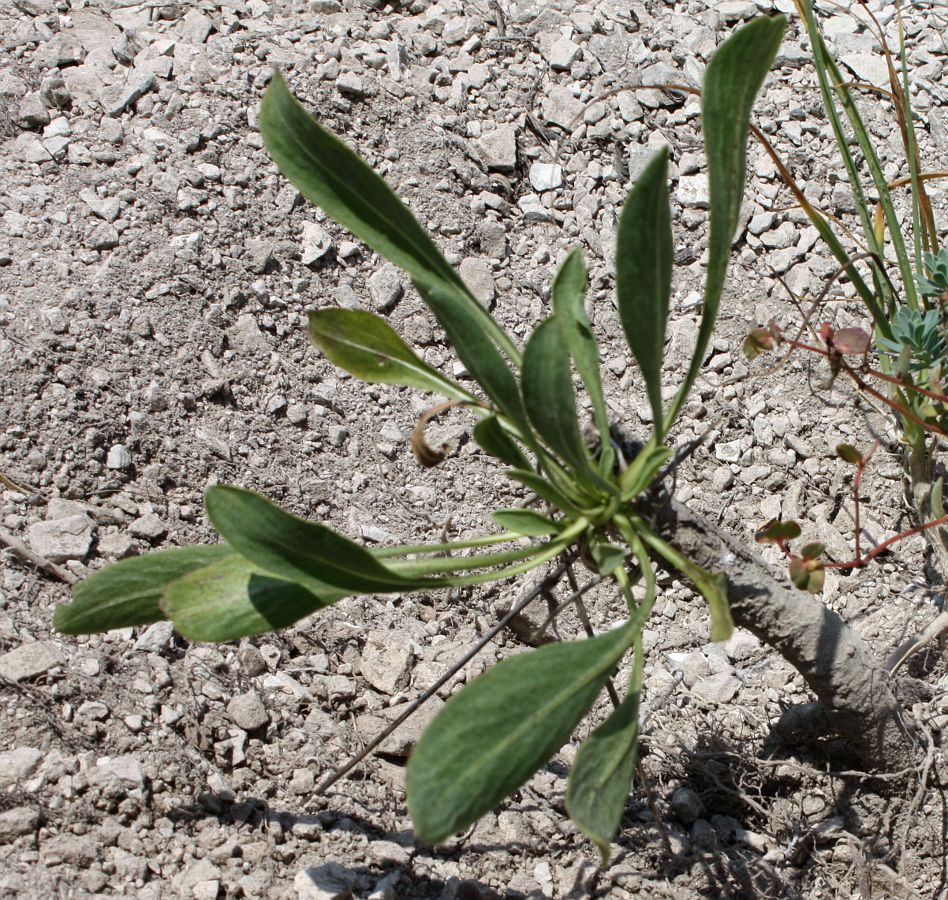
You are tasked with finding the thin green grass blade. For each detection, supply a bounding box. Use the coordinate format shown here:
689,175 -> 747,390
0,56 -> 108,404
797,2 -> 915,310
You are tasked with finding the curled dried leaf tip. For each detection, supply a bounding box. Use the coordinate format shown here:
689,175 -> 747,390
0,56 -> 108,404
412,400 -> 461,468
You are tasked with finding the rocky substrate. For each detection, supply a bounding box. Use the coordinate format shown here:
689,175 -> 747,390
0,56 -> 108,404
2,0 -> 948,897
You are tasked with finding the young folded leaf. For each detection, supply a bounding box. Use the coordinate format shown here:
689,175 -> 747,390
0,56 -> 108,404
308,309 -> 472,401
407,617 -> 640,844
54,545 -> 234,634
522,317 -> 616,496
552,247 -> 612,465
616,148 -> 673,440
162,554 -> 346,641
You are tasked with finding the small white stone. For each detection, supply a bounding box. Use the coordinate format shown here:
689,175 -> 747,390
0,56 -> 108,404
529,162 -> 563,192
301,221 -> 333,265
106,444 -> 132,469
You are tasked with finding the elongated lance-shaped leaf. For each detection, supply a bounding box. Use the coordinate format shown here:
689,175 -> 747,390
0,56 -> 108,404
552,248 -> 612,461
566,645 -> 643,863
667,15 -> 786,430
491,509 -> 562,537
162,554 -> 347,641
260,70 -> 520,363
523,317 -> 616,496
416,280 -> 531,439
205,485 -> 432,595
309,309 -> 472,401
616,148 -> 672,441
407,617 -> 640,844
507,468 -> 587,518
473,415 -> 531,469
54,545 -> 234,634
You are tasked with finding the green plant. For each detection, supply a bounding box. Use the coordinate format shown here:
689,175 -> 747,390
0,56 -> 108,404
744,0 -> 948,595
878,305 -> 946,374
52,17 -> 786,858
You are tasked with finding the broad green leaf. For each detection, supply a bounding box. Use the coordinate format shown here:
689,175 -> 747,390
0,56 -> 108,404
54,545 -> 234,634
800,542 -> 825,561
205,485 -> 428,595
407,618 -> 639,843
416,280 -> 530,437
552,248 -> 611,454
566,671 -> 642,863
666,15 -> 786,429
473,415 -> 531,469
522,317 -> 614,494
491,509 -> 562,537
260,70 -> 520,363
616,148 -> 672,439
162,554 -> 345,641
308,309 -> 470,401
507,468 -> 586,518
589,542 -> 626,576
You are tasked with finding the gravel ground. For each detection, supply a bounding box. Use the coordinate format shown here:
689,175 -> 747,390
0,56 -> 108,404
2,0 -> 948,897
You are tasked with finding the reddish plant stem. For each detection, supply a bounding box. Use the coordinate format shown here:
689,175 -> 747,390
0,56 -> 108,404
851,442 -> 878,563
823,513 -> 948,571
780,336 -> 948,437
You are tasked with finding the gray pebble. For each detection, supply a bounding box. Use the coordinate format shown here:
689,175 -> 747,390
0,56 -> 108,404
134,621 -> 175,653
477,126 -> 517,172
528,162 -> 562,192
227,691 -> 269,731
458,257 -> 496,305
27,514 -> 94,563
671,787 -> 704,824
0,747 -> 43,788
99,68 -> 156,117
0,807 -> 41,842
360,635 -> 413,695
368,264 -> 404,311
692,672 -> 741,705
301,221 -> 333,265
295,862 -> 356,900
